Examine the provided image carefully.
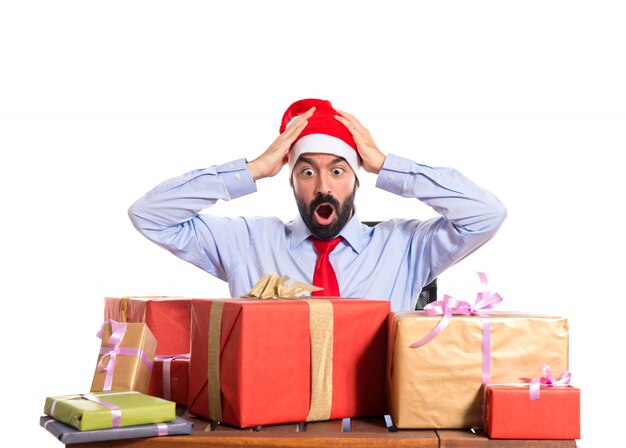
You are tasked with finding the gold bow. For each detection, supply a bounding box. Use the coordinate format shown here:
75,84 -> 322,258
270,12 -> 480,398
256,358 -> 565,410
243,273 -> 322,299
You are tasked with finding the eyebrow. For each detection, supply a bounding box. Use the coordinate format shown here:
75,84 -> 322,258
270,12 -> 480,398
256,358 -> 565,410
296,156 -> 347,166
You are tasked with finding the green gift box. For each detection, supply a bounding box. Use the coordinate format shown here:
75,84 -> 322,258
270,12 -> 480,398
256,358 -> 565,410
44,391 -> 175,431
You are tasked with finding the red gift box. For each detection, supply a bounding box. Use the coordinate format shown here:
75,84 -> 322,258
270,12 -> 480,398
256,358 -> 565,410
484,384 -> 580,439
104,296 -> 192,356
148,356 -> 190,405
188,298 -> 389,428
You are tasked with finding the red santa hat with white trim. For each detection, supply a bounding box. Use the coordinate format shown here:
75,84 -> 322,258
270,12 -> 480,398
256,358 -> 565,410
280,98 -> 361,176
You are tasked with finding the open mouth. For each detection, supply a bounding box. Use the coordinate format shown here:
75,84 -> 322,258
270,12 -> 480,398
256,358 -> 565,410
314,203 -> 336,225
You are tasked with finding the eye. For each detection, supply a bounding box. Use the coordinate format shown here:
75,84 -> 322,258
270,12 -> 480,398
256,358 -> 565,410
332,167 -> 345,176
301,168 -> 315,177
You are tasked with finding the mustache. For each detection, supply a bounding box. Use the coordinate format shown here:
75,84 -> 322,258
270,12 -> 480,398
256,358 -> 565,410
308,194 -> 340,214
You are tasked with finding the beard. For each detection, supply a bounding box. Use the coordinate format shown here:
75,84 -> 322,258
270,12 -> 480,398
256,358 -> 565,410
296,187 -> 357,240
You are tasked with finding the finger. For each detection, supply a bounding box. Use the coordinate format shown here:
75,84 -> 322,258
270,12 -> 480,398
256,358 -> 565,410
334,115 -> 359,134
289,107 -> 316,128
337,114 -> 373,143
281,107 -> 314,138
335,109 -> 362,126
302,106 -> 316,118
281,117 -> 308,140
336,114 -> 366,135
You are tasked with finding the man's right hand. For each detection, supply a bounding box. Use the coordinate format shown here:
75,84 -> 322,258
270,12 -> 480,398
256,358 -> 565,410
247,107 -> 315,181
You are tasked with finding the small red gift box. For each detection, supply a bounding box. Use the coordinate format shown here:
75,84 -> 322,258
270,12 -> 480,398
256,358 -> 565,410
104,296 -> 192,356
148,356 -> 190,405
187,298 -> 389,428
484,384 -> 580,439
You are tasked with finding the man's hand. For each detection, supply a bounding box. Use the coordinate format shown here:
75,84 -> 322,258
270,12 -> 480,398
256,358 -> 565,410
247,107 -> 315,181
335,110 -> 386,174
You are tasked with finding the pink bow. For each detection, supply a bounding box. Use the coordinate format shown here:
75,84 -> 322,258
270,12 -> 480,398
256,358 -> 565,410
411,272 -> 502,347
411,272 -> 502,384
96,320 -> 128,374
521,364 -> 572,400
96,320 -> 153,390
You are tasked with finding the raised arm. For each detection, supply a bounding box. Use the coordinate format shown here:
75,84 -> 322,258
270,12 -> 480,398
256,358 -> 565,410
127,107 -> 315,280
336,109 -> 506,288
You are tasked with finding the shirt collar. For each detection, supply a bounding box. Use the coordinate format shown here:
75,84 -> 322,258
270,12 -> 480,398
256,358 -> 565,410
290,208 -> 365,254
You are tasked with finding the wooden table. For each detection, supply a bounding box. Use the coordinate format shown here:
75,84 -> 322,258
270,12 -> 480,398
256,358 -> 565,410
67,407 -> 578,448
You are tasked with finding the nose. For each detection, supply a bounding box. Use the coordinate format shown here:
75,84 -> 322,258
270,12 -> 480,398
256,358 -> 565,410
315,171 -> 332,195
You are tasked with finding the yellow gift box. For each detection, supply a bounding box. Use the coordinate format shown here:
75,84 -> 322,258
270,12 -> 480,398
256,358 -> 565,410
387,310 -> 569,429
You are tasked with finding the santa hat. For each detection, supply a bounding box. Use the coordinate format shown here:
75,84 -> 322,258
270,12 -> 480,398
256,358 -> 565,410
280,99 -> 361,175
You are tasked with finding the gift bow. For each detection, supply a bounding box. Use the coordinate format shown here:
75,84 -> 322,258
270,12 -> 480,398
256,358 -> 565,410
411,272 -> 503,348
96,319 -> 153,390
410,272 -> 502,384
520,364 -> 572,400
96,320 -> 128,373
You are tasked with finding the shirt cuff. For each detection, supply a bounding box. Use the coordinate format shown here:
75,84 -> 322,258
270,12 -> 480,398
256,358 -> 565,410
375,153 -> 415,194
217,158 -> 257,199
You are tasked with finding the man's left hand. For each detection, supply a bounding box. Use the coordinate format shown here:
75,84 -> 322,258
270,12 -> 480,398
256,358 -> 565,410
335,110 -> 386,174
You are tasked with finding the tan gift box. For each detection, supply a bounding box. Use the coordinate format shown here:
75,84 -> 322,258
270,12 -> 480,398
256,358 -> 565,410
387,311 -> 569,429
90,321 -> 157,394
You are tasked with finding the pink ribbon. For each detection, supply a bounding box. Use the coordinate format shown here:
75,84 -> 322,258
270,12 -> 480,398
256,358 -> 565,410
156,423 -> 169,436
74,391 -> 139,427
153,353 -> 190,400
411,272 -> 503,384
81,392 -> 125,427
520,364 -> 572,400
96,320 -> 154,390
50,391 -> 139,429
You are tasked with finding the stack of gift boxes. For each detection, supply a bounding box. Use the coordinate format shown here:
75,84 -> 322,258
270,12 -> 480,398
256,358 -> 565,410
42,276 -> 580,443
42,314 -> 193,443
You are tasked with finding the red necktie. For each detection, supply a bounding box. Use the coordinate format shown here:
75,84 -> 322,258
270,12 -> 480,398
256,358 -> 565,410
310,236 -> 343,297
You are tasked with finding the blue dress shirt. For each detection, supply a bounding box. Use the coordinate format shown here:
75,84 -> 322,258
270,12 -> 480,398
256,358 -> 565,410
129,154 -> 506,311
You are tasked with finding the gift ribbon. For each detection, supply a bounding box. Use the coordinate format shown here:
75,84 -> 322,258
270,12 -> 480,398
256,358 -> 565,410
156,422 -> 169,436
303,299 -> 334,422
96,320 -> 154,391
154,353 -> 191,400
207,301 -> 224,423
520,364 -> 572,400
120,298 -> 129,322
50,391 -> 140,429
410,272 -> 503,384
116,296 -> 172,322
206,299 -> 334,423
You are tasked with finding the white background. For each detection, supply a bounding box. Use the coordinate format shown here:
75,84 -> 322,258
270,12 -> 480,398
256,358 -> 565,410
1,2 -> 624,447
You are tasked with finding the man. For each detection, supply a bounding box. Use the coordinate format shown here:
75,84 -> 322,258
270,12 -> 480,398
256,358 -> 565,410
129,99 -> 506,311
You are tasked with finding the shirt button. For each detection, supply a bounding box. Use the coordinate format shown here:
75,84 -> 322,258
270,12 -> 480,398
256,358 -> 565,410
387,175 -> 394,181
234,174 -> 241,180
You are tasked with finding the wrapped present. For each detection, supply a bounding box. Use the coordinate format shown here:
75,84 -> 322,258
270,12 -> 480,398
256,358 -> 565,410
104,296 -> 192,356
148,354 -> 190,405
43,391 -> 175,431
387,274 -> 569,429
90,320 -> 157,394
40,415 -> 192,443
188,298 -> 389,428
484,365 -> 581,439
